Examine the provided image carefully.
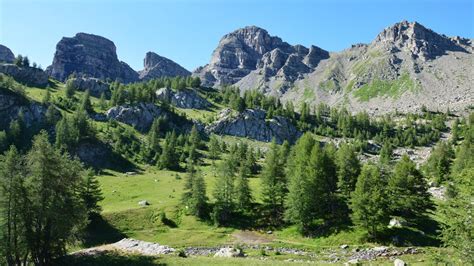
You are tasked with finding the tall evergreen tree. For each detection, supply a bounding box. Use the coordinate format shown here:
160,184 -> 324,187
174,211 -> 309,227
0,146 -> 28,266
388,154 -> 432,219
261,140 -> 287,225
336,144 -> 361,199
24,131 -> 87,265
235,163 -> 252,212
80,169 -> 104,218
64,79 -> 76,99
79,89 -> 93,113
351,164 -> 389,238
213,157 -> 236,225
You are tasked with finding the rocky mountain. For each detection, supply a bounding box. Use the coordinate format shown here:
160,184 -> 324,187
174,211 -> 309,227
138,52 -> 190,80
0,87 -> 47,130
46,33 -> 139,83
193,26 -> 329,90
0,44 -> 15,63
0,64 -> 49,87
195,21 -> 473,115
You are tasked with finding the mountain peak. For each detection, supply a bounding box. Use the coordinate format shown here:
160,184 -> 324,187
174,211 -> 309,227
138,51 -> 190,81
372,20 -> 467,60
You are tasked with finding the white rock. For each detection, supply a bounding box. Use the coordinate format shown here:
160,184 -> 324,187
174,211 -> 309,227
394,258 -> 406,266
213,247 -> 244,258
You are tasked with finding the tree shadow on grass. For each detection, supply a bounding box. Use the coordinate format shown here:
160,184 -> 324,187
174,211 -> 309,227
82,215 -> 127,248
54,251 -> 166,266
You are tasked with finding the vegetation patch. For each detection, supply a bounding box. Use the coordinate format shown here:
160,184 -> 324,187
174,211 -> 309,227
354,72 -> 420,101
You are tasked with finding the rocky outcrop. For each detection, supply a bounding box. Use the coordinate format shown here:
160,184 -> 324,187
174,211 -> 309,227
70,77 -> 110,97
106,102 -> 196,133
155,87 -> 210,109
372,20 -> 468,60
138,52 -> 190,80
213,247 -> 244,258
0,87 -> 46,130
0,64 -> 49,87
46,33 -> 138,83
194,26 -> 328,88
0,45 -> 15,63
206,108 -> 300,143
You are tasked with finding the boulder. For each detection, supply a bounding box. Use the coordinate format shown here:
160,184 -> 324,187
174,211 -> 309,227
70,77 -> 110,97
0,44 -> 15,63
213,247 -> 244,258
46,32 -> 138,83
206,108 -> 301,144
394,258 -> 406,266
138,200 -> 149,206
138,52 -> 190,81
0,64 -> 49,87
155,87 -> 210,109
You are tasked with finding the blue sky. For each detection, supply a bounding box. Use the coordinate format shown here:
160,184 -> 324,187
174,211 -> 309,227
1,0 -> 472,71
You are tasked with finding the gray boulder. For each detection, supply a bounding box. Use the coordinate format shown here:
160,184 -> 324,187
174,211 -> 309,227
394,258 -> 406,266
46,32 -> 138,83
0,64 -> 49,87
70,77 -> 110,97
138,52 -> 190,81
206,108 -> 301,144
0,45 -> 15,63
213,247 -> 244,258
155,87 -> 210,109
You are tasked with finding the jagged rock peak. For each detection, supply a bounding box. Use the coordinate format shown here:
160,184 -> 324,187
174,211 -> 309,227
372,20 -> 468,60
46,32 -> 138,83
219,25 -> 288,55
0,44 -> 15,63
138,52 -> 190,80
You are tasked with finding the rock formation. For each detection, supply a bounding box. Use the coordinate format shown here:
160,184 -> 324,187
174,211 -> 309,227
0,87 -> 47,130
0,64 -> 49,87
155,87 -> 210,109
70,77 -> 110,97
0,44 -> 15,63
46,33 -> 138,83
193,26 -> 329,89
138,52 -> 190,80
206,108 -> 301,143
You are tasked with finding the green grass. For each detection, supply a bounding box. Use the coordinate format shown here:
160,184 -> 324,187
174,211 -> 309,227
353,72 -> 420,102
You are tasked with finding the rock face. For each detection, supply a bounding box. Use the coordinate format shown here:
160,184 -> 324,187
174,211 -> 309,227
206,108 -> 301,144
0,44 -> 15,63
46,33 -> 138,83
70,77 -> 110,97
138,52 -> 190,80
155,87 -> 210,109
0,87 -> 46,130
372,20 -> 468,60
0,64 -> 49,87
193,26 -> 328,90
106,103 -> 166,132
106,102 -> 196,133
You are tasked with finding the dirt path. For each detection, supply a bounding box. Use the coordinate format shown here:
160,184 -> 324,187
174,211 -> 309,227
231,230 -> 273,244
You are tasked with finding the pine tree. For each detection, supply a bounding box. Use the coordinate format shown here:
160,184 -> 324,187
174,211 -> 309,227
158,131 -> 179,170
423,141 -> 454,184
336,144 -> 361,199
351,164 -> 389,238
64,79 -> 76,99
261,140 -> 287,225
235,163 -> 252,212
0,146 -> 28,266
99,92 -> 107,110
379,141 -> 393,165
208,135 -> 221,160
80,169 -> 104,218
148,118 -> 161,153
189,168 -> 207,218
80,89 -> 93,113
285,133 -> 315,233
213,157 -> 236,225
24,131 -> 87,265
388,154 -> 432,219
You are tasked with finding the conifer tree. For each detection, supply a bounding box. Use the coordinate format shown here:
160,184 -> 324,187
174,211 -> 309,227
213,157 -> 236,225
261,140 -> 287,224
388,154 -> 432,219
80,169 -> 104,218
80,89 -> 93,113
98,92 -> 107,110
336,144 -> 361,199
64,79 -> 76,99
208,135 -> 221,160
235,163 -> 252,212
351,164 -> 389,238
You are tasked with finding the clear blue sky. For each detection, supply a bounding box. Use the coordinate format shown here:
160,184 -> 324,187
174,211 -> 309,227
1,0 -> 472,71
